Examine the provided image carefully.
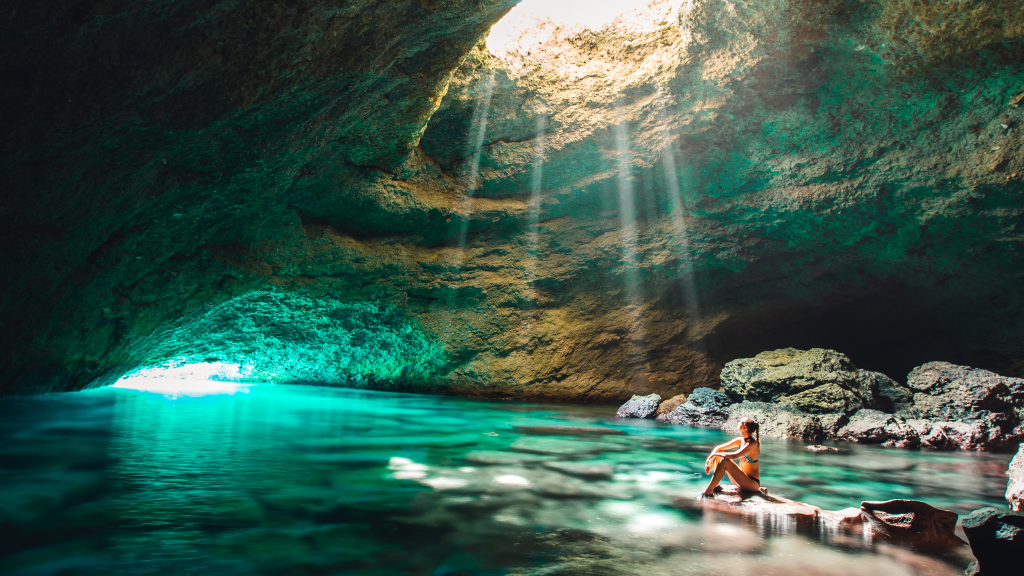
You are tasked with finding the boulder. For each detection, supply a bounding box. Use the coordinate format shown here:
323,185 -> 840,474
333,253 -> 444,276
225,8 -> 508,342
656,388 -> 729,427
655,394 -> 688,418
836,410 -> 921,448
615,394 -> 661,419
896,362 -> 1024,451
860,499 -> 966,551
1008,444 -> 1024,512
722,401 -> 846,441
961,507 -> 1024,575
904,362 -> 1024,421
719,348 -> 893,415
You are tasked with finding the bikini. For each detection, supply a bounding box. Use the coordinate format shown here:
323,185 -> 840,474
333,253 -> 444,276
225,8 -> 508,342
741,437 -> 760,485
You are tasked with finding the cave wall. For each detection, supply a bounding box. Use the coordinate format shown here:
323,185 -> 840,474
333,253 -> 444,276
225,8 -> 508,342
1,0 -> 1023,400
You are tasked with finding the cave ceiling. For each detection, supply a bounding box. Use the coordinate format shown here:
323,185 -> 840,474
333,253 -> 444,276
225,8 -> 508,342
1,0 -> 1023,400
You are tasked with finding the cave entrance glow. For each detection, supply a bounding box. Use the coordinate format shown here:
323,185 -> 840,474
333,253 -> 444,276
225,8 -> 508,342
112,362 -> 254,398
486,0 -> 683,57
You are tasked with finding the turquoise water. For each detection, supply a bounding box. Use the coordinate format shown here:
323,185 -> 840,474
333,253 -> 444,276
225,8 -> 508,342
0,382 -> 1011,575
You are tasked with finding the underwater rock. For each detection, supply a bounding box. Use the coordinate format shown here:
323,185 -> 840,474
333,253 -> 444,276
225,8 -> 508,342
541,461 -> 615,481
1009,445 -> 1024,511
836,410 -> 921,448
961,507 -> 1024,576
514,426 -> 625,437
860,499 -> 966,552
719,349 -> 890,415
806,445 -> 845,453
655,394 -> 688,419
614,394 -> 661,419
463,451 -> 553,466
722,401 -> 843,442
656,388 -> 730,427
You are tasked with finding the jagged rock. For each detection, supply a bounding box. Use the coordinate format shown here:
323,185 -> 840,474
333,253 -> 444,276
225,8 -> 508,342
722,401 -> 845,441
615,394 -> 662,419
961,507 -> 1024,575
860,499 -> 966,551
1008,444 -> 1024,512
656,388 -> 729,427
904,362 -> 1024,421
655,394 -> 688,419
894,362 -> 1024,451
719,348 -> 893,415
836,410 -> 921,448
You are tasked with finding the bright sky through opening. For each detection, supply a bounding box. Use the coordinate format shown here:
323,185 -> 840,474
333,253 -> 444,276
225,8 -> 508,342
486,0 -> 659,56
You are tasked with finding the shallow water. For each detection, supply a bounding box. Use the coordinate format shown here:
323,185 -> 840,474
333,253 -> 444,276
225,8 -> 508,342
0,383 -> 1011,575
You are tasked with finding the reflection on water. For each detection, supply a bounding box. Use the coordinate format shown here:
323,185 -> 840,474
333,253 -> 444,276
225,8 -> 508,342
0,384 -> 1010,575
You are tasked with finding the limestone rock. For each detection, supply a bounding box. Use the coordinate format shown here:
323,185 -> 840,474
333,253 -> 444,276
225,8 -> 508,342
656,388 -> 729,427
615,394 -> 662,419
655,394 -> 688,418
860,499 -> 966,551
722,401 -> 844,442
1008,444 -> 1024,512
961,507 -> 1024,576
719,349 -> 889,415
836,410 -> 921,448
904,362 -> 1024,421
897,362 -> 1024,450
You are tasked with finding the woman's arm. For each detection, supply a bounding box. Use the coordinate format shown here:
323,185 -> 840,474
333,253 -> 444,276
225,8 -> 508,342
709,437 -> 742,455
712,440 -> 755,460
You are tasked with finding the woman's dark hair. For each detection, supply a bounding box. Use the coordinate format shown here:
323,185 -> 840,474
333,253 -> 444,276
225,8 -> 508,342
739,417 -> 760,443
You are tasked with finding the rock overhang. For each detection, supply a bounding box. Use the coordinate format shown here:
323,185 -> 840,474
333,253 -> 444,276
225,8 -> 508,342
1,0 -> 1023,400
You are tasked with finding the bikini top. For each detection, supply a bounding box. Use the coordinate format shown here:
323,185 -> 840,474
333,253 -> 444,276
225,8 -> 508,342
741,437 -> 758,463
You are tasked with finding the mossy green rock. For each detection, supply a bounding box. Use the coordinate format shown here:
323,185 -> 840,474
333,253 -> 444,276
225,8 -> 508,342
720,348 -> 893,414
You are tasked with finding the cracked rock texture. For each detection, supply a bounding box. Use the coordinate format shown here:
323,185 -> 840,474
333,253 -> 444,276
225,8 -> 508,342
2,0 -> 1024,400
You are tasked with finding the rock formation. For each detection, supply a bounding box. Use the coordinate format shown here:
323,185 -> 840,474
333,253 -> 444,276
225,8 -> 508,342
614,394 -> 662,419
860,499 -> 966,551
2,1 -> 1024,399
625,348 -> 1024,451
961,507 -> 1024,576
656,387 -> 730,427
1009,445 -> 1024,512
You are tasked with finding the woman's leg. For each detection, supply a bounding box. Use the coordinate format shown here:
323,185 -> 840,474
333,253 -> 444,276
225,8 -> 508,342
702,457 -> 759,495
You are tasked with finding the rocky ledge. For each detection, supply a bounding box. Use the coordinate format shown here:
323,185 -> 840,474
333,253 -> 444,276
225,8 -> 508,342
617,348 -> 1024,451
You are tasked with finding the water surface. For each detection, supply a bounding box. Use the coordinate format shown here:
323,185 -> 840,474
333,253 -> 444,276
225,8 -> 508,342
0,383 -> 1011,575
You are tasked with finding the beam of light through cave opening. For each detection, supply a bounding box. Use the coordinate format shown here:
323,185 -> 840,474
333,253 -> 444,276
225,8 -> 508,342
657,92 -> 705,355
613,100 -> 650,385
441,71 -> 496,354
456,70 -> 497,254
521,113 -> 548,347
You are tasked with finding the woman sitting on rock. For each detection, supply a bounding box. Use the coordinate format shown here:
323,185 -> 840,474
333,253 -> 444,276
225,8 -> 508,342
701,417 -> 760,496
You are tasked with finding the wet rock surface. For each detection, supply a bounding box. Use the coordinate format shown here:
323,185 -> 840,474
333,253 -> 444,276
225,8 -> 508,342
860,499 -> 966,551
654,394 -> 688,418
1009,445 -> 1024,511
961,507 -> 1024,576
3,0 -> 1024,399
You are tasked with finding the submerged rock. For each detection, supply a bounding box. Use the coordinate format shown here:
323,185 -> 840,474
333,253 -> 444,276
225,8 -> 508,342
806,445 -> 845,453
514,426 -> 625,437
961,507 -> 1024,575
614,394 -> 661,419
719,348 -> 893,415
1008,445 -> 1024,512
860,499 -> 966,551
656,388 -> 729,427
